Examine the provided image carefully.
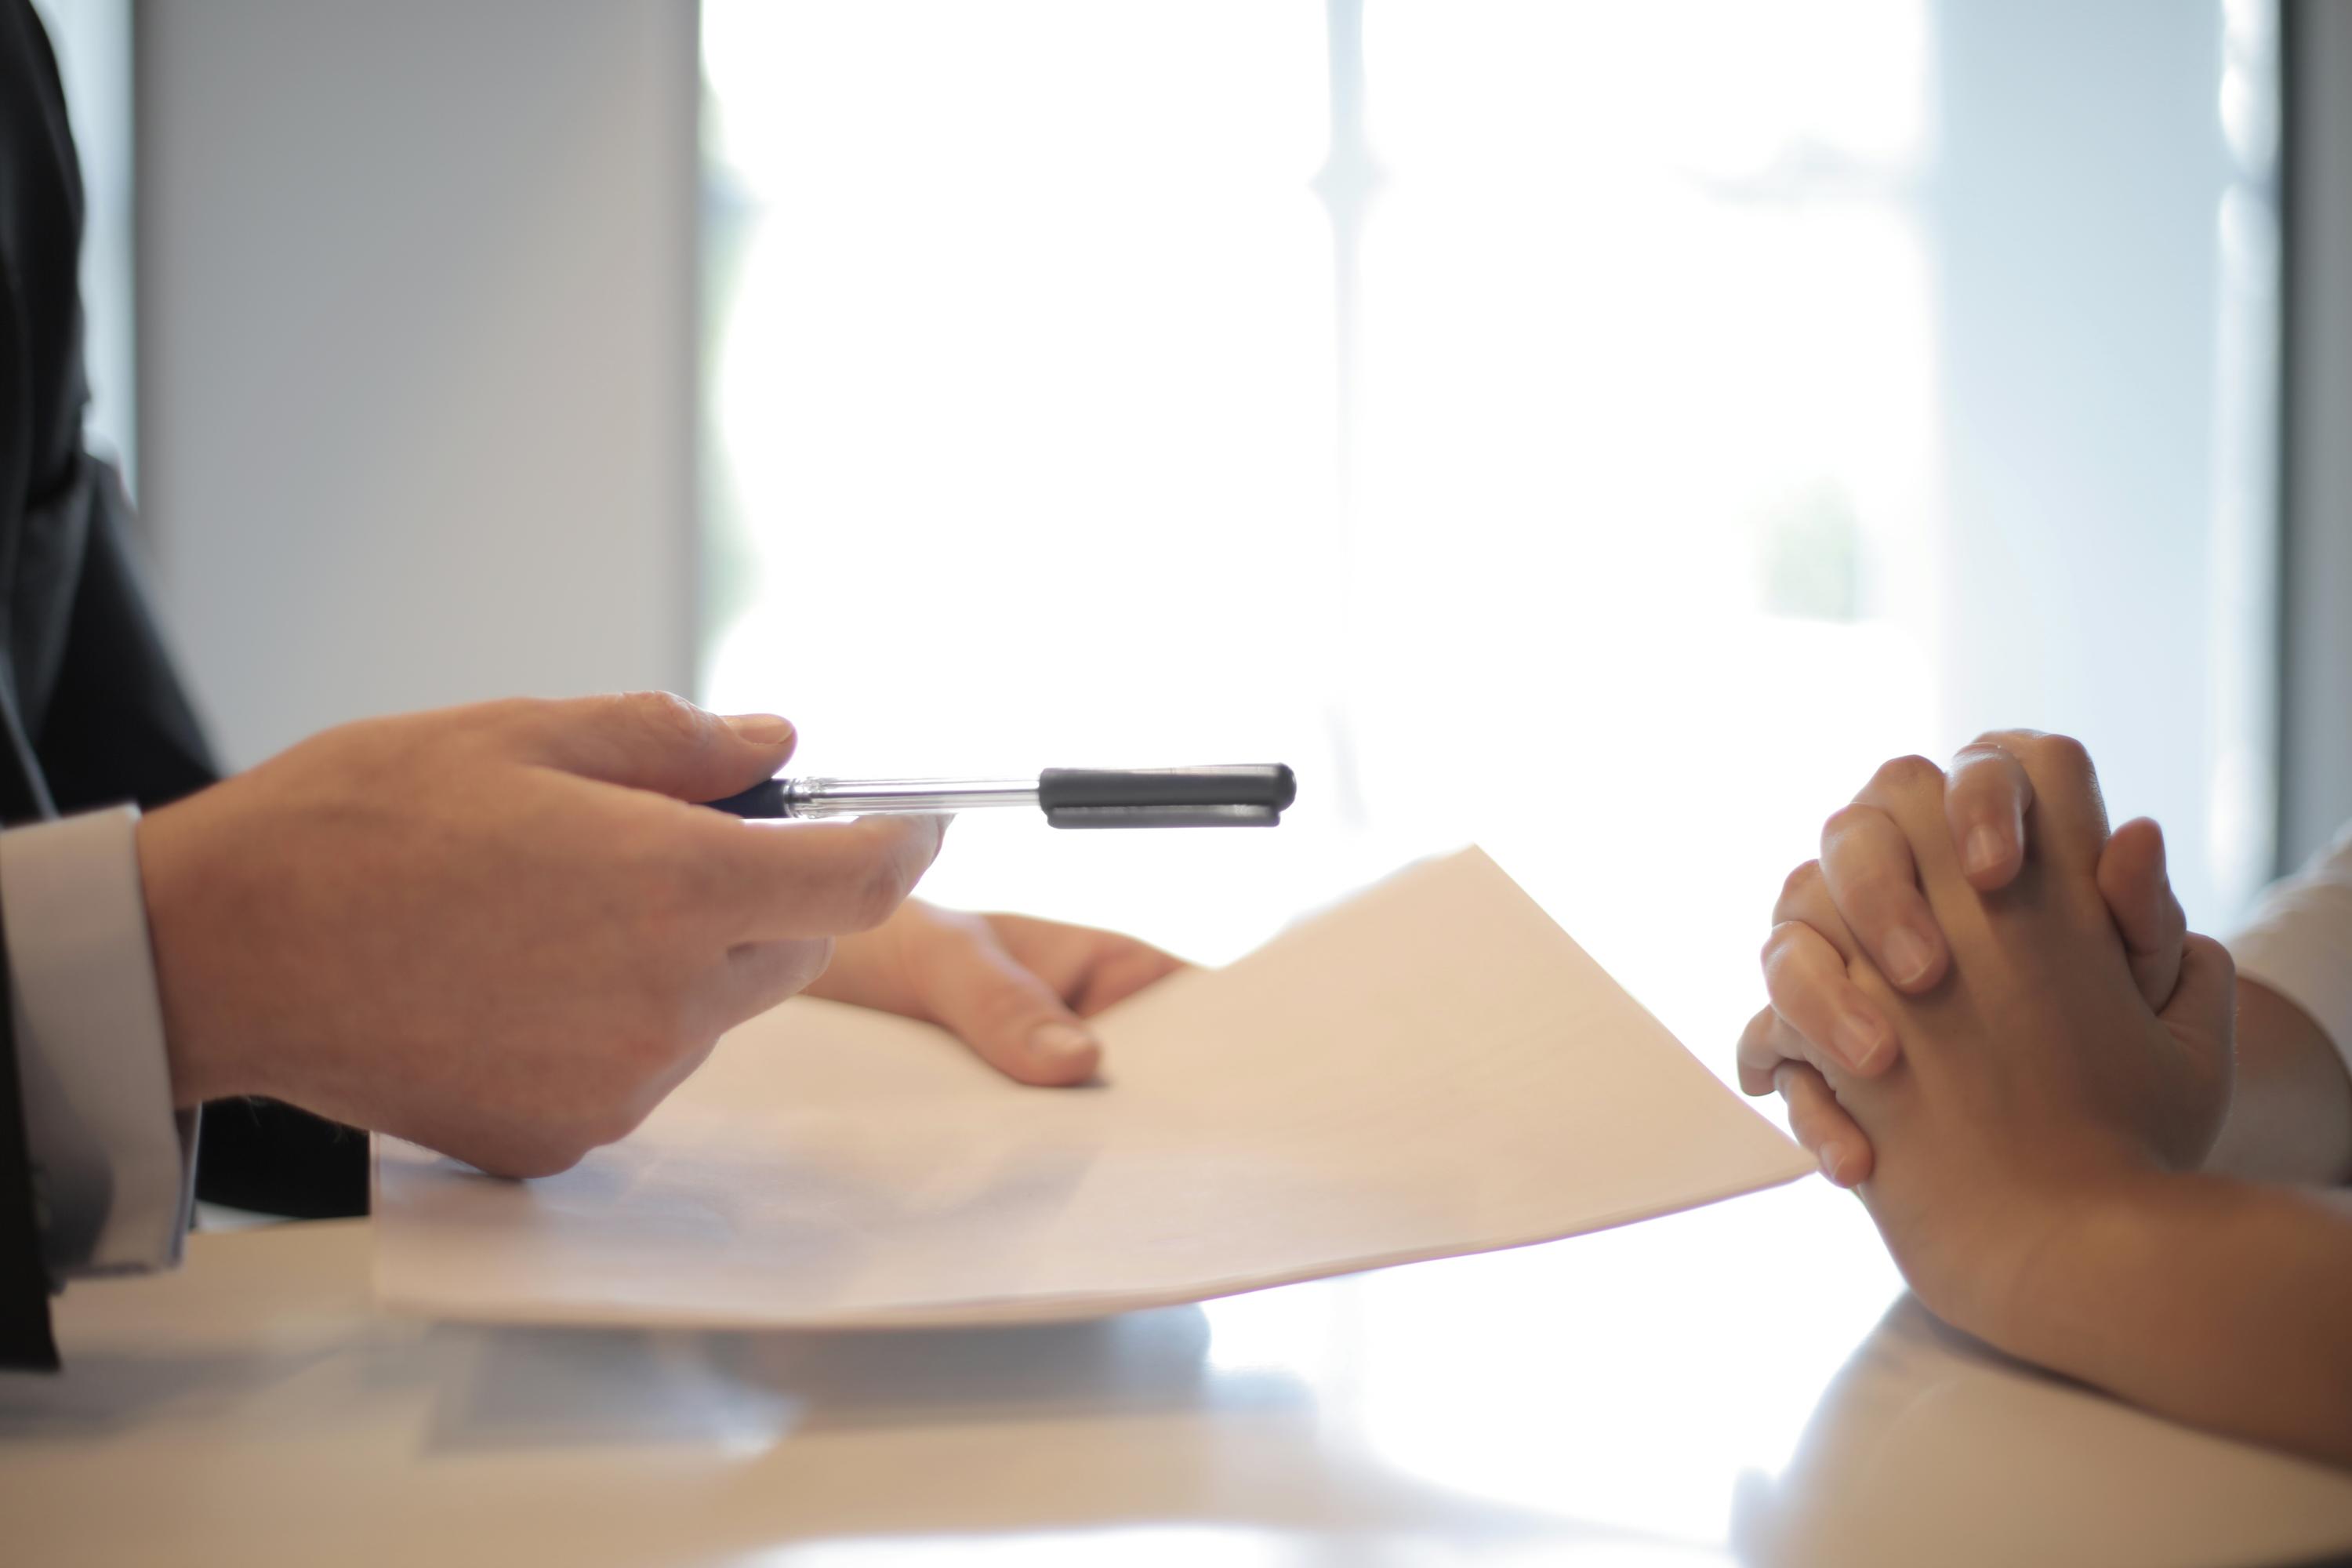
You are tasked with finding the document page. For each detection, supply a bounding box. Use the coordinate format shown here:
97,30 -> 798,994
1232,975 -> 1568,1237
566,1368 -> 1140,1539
373,848 -> 1813,1327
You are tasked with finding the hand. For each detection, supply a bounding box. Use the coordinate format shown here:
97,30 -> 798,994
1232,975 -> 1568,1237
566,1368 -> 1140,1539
1740,730 -> 2188,1184
138,693 -> 944,1178
1769,741 -> 2235,1341
808,901 -> 1187,1084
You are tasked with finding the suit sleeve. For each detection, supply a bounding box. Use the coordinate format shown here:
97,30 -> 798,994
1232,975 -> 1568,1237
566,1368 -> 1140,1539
0,902 -> 60,1370
31,466 -> 368,1221
31,460 -> 216,815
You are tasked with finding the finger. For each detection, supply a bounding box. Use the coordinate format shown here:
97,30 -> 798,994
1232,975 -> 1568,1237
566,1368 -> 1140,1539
1739,1004 -> 1891,1123
1070,942 -> 1190,1015
1820,804 -> 1947,993
982,913 -> 1189,1015
2163,931 -> 2237,1049
503,691 -> 799,802
1945,740 -> 2034,890
703,937 -> 837,1033
2160,933 -> 2238,1164
909,921 -> 1105,1087
713,814 -> 949,940
1971,728 -> 2108,876
1771,860 -> 1861,963
1849,753 -> 1964,891
1739,1004 -> 1813,1096
1761,920 -> 1897,1076
2098,817 -> 2187,1009
1776,1063 -> 1875,1187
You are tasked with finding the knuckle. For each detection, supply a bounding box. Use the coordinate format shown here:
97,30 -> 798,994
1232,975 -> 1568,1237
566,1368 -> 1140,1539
1778,1066 -> 1820,1116
1821,802 -> 1875,833
1759,920 -> 1813,978
1948,744 -> 2013,782
1962,728 -> 2027,758
1869,753 -> 1944,794
2032,731 -> 2092,778
846,860 -> 916,932
1820,802 -> 1888,848
627,689 -> 709,749
1777,860 -> 1824,909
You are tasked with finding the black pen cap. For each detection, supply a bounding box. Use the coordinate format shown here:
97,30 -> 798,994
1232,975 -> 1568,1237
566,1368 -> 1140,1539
1039,764 -> 1297,828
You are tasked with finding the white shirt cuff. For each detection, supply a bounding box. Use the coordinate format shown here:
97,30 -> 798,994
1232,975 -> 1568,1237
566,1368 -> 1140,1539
1,805 -> 195,1279
2229,818 -> 2352,1083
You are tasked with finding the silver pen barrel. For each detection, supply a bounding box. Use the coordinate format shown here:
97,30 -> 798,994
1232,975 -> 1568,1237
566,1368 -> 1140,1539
782,777 -> 1040,819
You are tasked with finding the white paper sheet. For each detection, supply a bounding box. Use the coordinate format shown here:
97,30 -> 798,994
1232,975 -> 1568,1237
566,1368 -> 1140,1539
372,848 -> 1813,1327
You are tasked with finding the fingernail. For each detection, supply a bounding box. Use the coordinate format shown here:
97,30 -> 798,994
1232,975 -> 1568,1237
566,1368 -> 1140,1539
726,713 -> 795,746
1832,1010 -> 1890,1073
1029,1022 -> 1098,1068
1882,926 -> 1935,988
1964,825 -> 2007,878
1818,1143 -> 1849,1185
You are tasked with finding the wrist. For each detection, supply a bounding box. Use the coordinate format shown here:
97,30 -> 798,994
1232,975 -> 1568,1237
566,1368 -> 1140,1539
1967,1165 -> 2188,1364
136,801 -> 265,1106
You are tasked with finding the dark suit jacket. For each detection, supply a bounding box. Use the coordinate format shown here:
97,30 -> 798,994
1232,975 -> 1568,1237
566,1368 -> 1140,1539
2,0 -> 362,1372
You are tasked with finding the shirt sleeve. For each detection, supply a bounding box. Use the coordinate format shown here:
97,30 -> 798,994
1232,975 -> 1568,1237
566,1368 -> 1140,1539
2229,819 -> 2352,1075
0,805 -> 195,1279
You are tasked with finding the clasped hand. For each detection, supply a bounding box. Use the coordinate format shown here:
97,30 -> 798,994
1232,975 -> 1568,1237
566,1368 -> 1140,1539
1737,731 -> 2234,1341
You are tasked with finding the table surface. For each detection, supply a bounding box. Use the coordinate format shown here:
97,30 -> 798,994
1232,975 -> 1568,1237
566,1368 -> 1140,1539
8,1181 -> 2352,1568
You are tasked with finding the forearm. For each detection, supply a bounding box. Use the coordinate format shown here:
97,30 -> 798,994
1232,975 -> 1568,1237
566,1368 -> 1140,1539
2002,1172 -> 2352,1469
2205,978 -> 2352,1186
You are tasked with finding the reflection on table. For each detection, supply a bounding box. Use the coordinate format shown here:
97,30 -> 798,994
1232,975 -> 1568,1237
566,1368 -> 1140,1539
6,1181 -> 2352,1567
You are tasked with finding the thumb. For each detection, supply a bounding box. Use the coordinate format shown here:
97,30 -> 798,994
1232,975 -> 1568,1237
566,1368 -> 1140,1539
2161,931 -> 2238,1145
2161,931 -> 2238,1052
913,923 -> 1104,1087
2097,816 -> 2186,1010
505,691 -> 797,802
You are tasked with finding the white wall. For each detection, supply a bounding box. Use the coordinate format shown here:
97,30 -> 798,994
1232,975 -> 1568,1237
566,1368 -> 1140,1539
136,0 -> 699,769
1931,0 -> 2269,926
2282,0 -> 2352,869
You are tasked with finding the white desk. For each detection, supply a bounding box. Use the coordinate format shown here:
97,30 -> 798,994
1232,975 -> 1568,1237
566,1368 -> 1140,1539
7,1180 -> 2352,1567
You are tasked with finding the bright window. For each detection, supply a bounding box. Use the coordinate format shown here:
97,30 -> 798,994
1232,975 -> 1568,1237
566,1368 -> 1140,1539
701,2 -> 2274,1092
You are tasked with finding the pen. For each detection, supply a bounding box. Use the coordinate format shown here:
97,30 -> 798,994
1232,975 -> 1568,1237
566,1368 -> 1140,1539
704,764 -> 1297,828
